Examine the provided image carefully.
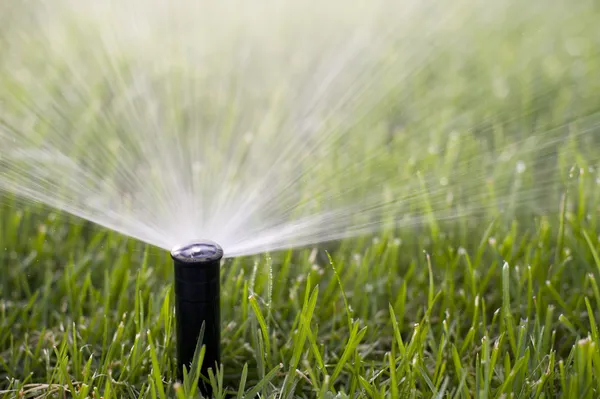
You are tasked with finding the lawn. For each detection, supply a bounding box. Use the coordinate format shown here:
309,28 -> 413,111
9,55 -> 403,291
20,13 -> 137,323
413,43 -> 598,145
1,0 -> 600,398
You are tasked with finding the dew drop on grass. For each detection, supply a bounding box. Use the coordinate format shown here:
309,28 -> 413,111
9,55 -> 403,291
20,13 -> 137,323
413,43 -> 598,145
578,337 -> 591,346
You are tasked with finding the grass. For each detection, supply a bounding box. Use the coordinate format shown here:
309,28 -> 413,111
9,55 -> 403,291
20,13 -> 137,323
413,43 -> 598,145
0,143 -> 599,399
2,1 -> 600,398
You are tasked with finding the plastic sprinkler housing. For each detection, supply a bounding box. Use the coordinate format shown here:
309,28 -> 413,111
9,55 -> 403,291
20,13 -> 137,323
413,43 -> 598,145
171,240 -> 223,397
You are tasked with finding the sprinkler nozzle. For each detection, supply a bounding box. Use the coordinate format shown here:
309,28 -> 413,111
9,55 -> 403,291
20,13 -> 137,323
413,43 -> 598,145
171,240 -> 223,397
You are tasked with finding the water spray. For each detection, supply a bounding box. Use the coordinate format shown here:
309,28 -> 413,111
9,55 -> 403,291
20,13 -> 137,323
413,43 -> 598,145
171,240 -> 223,396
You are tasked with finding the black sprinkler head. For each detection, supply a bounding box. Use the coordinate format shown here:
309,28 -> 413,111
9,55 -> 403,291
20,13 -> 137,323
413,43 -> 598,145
171,240 -> 223,397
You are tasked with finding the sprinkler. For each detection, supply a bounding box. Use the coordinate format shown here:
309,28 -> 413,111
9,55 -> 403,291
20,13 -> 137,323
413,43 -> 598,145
171,240 -> 223,397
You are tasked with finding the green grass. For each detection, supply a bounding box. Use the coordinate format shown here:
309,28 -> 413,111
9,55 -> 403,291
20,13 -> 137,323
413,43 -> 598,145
0,140 -> 599,399
2,1 -> 600,398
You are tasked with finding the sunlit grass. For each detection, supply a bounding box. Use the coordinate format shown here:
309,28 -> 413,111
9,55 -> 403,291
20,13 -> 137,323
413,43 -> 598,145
1,0 -> 600,398
0,125 -> 599,398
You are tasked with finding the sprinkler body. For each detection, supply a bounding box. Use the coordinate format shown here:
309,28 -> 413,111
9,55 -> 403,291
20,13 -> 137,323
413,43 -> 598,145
171,240 -> 223,397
